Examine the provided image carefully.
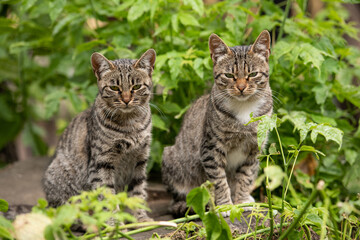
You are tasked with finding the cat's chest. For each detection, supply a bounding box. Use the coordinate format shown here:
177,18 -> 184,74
226,147 -> 248,171
227,98 -> 264,124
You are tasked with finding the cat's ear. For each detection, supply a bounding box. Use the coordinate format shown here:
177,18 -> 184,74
249,30 -> 271,59
134,49 -> 156,75
209,33 -> 232,63
91,52 -> 115,79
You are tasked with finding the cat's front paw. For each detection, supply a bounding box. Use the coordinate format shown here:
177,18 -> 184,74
236,195 -> 255,212
221,210 -> 231,218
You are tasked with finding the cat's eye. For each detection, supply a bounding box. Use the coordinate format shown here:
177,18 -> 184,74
224,73 -> 234,78
109,86 -> 120,91
132,84 -> 141,90
248,72 -> 258,78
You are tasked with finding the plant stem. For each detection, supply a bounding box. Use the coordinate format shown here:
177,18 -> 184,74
265,155 -> 274,240
284,150 -> 300,197
277,0 -> 292,41
319,191 -> 330,240
275,127 -> 287,235
233,222 -> 290,240
278,180 -> 324,240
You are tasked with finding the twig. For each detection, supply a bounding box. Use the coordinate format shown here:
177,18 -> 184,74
233,222 -> 290,240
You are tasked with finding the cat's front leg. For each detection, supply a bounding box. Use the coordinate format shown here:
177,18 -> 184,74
88,156 -> 116,194
127,157 -> 152,222
201,144 -> 233,208
233,148 -> 259,208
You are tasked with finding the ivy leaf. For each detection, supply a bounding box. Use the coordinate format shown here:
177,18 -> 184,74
178,12 -> 200,27
152,114 -> 167,131
186,186 -> 210,218
0,199 -> 8,213
310,124 -> 343,150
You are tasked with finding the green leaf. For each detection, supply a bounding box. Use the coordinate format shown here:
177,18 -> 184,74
178,12 -> 200,27
168,57 -> 182,81
298,43 -> 325,74
344,149 -> 357,166
127,1 -> 150,22
44,91 -> 66,119
152,114 -> 167,131
186,186 -> 210,218
37,198 -> 48,209
264,165 -> 285,191
44,225 -> 55,240
229,205 -> 244,223
53,205 -> 77,226
303,213 -> 323,227
203,212 -> 232,240
76,40 -> 106,54
161,102 -> 181,114
247,114 -> 280,151
49,0 -> 66,23
0,226 -> 13,240
171,14 -> 179,33
0,199 -> 8,213
193,58 -> 204,78
310,124 -> 343,150
184,0 -> 204,16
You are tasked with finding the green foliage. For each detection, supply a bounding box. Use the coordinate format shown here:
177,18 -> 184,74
0,0 -> 359,238
186,181 -> 233,240
0,199 -> 9,213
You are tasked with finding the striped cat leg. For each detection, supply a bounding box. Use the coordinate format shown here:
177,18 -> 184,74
201,144 -> 232,206
128,157 -> 152,222
233,151 -> 259,205
88,157 -> 116,194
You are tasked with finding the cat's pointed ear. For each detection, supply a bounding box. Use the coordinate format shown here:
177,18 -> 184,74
91,52 -> 115,79
250,30 -> 271,59
134,49 -> 156,75
209,33 -> 232,63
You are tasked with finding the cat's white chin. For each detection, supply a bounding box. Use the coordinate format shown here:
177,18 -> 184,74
119,107 -> 134,113
233,95 -> 251,102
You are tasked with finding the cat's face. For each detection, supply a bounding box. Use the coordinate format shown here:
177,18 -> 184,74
209,31 -> 270,101
91,49 -> 156,112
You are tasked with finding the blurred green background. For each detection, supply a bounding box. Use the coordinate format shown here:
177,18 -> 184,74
0,0 -> 359,220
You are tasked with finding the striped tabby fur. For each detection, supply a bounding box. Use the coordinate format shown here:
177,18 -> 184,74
162,31 -> 273,216
43,49 -> 156,221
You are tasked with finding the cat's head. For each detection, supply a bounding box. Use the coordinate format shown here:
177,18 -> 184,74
209,30 -> 270,101
91,49 -> 156,112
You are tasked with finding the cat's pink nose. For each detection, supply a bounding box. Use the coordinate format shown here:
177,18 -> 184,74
237,84 -> 246,92
122,92 -> 131,104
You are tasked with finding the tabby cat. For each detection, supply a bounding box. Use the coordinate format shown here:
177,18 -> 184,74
162,31 -> 273,216
43,49 -> 156,221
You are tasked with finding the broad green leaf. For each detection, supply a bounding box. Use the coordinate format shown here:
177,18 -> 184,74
54,205 -> 77,226
264,165 -> 285,191
178,12 -> 200,27
186,186 -> 210,218
299,145 -> 325,159
161,102 -> 181,114
298,43 -> 325,74
193,58 -> 204,78
0,226 -> 13,240
76,40 -> 106,54
49,0 -> 66,23
44,225 -> 55,240
203,212 -> 232,240
312,83 -> 332,105
310,124 -> 343,150
171,14 -> 179,33
168,57 -> 182,81
0,199 -> 8,213
303,213 -> 323,227
184,0 -> 204,16
294,170 -> 314,189
344,149 -> 357,166
127,1 -> 150,22
152,114 -> 167,131
44,91 -> 66,119
247,114 -> 279,150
